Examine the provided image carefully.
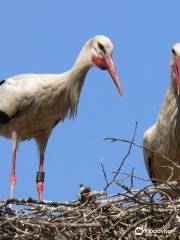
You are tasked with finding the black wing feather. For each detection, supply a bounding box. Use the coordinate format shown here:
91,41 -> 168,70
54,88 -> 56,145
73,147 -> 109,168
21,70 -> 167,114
0,79 -> 10,123
0,111 -> 10,124
0,80 -> 5,86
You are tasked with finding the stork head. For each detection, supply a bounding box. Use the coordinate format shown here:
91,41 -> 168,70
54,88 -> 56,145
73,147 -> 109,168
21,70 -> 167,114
171,43 -> 180,95
89,35 -> 123,95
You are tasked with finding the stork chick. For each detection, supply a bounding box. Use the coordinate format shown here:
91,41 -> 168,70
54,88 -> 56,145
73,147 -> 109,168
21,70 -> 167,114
0,35 -> 122,201
143,43 -> 180,194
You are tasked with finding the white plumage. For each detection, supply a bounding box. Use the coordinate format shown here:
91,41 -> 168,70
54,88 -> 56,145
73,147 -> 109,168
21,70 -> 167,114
0,35 -> 122,200
143,43 -> 180,193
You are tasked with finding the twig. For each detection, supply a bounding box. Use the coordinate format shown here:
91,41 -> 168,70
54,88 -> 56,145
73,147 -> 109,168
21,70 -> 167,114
100,159 -> 109,186
130,167 -> 134,189
104,137 -> 180,169
104,121 -> 138,190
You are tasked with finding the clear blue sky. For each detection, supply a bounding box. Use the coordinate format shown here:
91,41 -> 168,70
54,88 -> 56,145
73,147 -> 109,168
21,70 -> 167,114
0,0 -> 179,201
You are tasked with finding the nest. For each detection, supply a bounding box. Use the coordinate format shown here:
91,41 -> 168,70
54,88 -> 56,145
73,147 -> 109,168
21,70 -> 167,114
0,183 -> 180,240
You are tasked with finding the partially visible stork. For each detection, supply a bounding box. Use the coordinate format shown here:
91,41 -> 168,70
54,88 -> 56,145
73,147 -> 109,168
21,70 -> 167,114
0,35 -> 122,201
143,43 -> 180,191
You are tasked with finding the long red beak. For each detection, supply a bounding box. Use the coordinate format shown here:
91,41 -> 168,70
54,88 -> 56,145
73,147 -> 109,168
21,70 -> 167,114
103,55 -> 123,96
172,56 -> 180,95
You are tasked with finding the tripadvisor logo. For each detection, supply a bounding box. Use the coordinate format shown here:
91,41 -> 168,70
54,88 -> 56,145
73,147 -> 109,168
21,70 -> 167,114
134,227 -> 173,235
135,227 -> 144,235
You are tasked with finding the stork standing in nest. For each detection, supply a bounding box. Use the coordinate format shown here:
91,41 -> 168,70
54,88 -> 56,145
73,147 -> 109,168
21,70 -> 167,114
0,35 -> 123,201
143,43 -> 180,192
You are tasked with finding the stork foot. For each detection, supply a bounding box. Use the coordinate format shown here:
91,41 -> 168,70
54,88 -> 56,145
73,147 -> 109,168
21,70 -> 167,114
10,174 -> 16,199
37,182 -> 44,201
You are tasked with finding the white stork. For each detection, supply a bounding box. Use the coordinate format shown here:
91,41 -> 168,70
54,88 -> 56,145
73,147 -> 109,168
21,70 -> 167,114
0,35 -> 122,201
143,43 -> 180,191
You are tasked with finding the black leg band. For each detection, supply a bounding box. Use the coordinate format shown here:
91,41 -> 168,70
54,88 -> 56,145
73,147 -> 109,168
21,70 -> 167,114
36,171 -> 45,183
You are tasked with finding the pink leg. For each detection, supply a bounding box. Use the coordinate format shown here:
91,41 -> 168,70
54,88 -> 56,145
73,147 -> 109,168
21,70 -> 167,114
10,132 -> 18,199
10,149 -> 17,198
35,132 -> 50,201
36,153 -> 45,201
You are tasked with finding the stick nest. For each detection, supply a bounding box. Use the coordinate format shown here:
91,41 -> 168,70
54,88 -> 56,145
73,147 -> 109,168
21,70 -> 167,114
0,183 -> 180,240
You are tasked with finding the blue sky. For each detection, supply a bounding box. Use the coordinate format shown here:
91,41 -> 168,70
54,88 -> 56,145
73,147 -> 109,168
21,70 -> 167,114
0,0 -> 179,201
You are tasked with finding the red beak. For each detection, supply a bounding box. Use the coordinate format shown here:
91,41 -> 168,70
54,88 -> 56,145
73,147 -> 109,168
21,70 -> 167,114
92,54 -> 123,95
103,55 -> 123,96
172,56 -> 180,95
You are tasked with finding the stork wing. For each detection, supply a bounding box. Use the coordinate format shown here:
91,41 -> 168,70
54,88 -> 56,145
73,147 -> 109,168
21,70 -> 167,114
0,73 -> 67,124
143,125 -> 157,184
0,77 -> 34,122
0,74 -> 51,121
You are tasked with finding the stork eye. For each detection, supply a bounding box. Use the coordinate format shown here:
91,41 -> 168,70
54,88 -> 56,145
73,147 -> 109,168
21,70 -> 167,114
172,48 -> 176,55
97,42 -> 106,54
